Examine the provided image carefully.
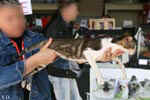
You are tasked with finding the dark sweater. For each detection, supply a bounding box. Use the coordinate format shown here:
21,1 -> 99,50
43,11 -> 73,38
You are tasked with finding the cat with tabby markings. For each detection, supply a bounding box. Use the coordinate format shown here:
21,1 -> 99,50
24,35 -> 136,63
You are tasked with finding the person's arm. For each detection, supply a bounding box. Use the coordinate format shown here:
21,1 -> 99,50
0,49 -> 57,90
24,38 -> 57,76
0,38 -> 57,89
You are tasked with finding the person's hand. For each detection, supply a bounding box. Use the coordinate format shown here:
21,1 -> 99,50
24,38 -> 57,75
112,49 -> 125,58
34,38 -> 57,65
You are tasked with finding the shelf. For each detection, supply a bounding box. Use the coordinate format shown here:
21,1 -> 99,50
32,3 -> 58,11
105,3 -> 143,14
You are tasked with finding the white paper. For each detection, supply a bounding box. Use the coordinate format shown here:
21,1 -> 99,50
18,0 -> 32,15
123,20 -> 133,28
139,59 -> 148,65
35,19 -> 42,26
80,19 -> 88,28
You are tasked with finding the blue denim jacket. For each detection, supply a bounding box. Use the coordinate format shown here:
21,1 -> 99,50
0,30 -> 71,100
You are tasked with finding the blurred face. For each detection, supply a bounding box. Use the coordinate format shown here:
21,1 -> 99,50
0,6 -> 25,38
63,3 -> 79,22
69,4 -> 79,21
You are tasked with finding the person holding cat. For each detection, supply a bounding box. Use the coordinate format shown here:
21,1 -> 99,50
44,2 -> 83,100
0,1 -> 82,100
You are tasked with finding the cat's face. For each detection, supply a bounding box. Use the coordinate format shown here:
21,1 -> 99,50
115,36 -> 136,50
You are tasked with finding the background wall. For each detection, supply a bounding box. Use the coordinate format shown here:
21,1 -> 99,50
79,0 -> 104,17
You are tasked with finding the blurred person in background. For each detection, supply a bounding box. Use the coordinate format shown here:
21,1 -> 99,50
44,1 -> 83,100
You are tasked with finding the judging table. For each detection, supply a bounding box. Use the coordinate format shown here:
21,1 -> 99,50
88,63 -> 150,100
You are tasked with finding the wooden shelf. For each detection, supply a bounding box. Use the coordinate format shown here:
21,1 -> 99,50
105,3 -> 143,14
104,3 -> 144,27
32,3 -> 58,11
